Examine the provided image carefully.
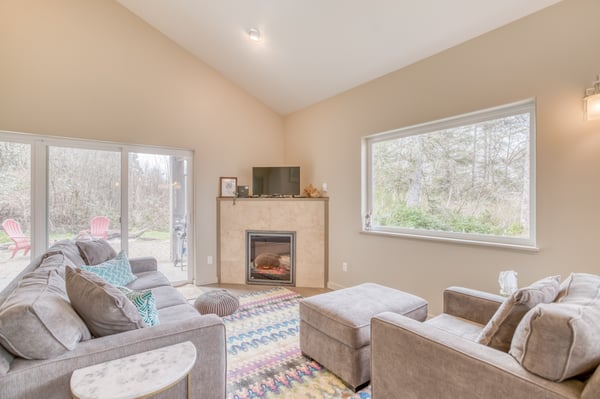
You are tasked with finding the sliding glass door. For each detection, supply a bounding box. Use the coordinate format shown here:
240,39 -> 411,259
48,146 -> 121,251
0,131 -> 194,288
128,152 -> 191,283
0,140 -> 31,289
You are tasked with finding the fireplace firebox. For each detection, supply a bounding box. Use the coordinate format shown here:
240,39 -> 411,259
246,230 -> 295,286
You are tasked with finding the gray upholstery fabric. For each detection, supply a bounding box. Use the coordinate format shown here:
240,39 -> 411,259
0,268 -> 91,359
300,283 -> 427,349
425,313 -> 484,341
510,273 -> 600,382
443,286 -> 505,325
371,312 -> 586,399
76,239 -> 117,265
582,366 -> 600,399
37,252 -> 67,274
151,285 -> 189,309
476,275 -> 560,352
299,283 -> 427,390
65,267 -> 146,337
157,304 -> 203,324
126,271 -> 171,290
0,344 -> 13,376
129,257 -> 158,274
300,320 -> 370,389
48,239 -> 86,266
557,273 -> 600,305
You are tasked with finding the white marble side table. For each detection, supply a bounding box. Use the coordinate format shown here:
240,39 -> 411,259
70,341 -> 197,399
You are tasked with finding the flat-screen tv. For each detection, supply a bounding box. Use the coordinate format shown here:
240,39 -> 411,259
252,167 -> 300,196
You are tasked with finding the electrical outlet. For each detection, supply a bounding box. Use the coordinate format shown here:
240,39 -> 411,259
207,255 -> 213,265
342,262 -> 348,272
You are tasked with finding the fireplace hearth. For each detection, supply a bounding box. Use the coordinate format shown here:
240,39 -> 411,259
246,230 -> 295,286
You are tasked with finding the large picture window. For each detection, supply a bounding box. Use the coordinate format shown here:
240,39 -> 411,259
363,99 -> 536,248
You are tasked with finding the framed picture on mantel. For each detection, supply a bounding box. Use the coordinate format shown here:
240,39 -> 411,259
220,177 -> 237,197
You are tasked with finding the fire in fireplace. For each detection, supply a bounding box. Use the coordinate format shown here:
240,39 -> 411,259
246,230 -> 295,286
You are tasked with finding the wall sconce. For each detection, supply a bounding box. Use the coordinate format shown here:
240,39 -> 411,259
584,74 -> 600,120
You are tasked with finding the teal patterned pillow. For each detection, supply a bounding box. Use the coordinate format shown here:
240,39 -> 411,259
117,286 -> 159,327
80,250 -> 137,286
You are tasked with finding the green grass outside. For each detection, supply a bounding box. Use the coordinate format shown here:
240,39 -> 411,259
140,230 -> 170,240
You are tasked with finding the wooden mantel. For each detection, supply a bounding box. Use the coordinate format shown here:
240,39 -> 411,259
217,197 -> 329,288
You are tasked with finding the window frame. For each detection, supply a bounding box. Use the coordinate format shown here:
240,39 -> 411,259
362,99 -> 537,250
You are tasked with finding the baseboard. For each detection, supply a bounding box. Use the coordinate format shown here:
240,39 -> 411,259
326,281 -> 346,290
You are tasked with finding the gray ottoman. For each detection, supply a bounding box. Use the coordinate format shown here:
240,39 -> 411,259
299,283 -> 428,390
194,289 -> 239,317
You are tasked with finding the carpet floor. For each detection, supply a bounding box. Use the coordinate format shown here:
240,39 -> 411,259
223,287 -> 372,399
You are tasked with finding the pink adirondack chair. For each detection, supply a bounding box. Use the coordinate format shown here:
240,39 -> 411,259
90,216 -> 109,240
2,219 -> 31,258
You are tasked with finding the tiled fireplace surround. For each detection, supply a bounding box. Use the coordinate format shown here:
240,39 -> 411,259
217,198 -> 328,288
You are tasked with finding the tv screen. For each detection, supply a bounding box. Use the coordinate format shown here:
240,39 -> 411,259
252,167 -> 300,196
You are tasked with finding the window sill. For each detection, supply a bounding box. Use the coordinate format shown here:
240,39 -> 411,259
360,229 -> 539,252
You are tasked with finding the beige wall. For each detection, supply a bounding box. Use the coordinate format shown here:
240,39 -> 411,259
285,0 -> 600,312
0,0 -> 284,284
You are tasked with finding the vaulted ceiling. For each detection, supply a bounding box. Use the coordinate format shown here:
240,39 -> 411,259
117,0 -> 562,115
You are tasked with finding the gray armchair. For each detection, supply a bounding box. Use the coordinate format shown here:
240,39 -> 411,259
371,280 -> 600,399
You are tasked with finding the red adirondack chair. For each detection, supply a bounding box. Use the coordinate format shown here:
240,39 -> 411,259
90,216 -> 109,240
2,219 -> 31,258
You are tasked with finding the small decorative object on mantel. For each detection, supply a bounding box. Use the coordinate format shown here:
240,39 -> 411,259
303,184 -> 321,198
219,177 -> 237,197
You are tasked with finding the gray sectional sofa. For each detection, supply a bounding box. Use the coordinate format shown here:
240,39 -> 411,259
0,240 -> 226,399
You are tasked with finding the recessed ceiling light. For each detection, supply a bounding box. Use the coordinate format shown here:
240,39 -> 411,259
247,28 -> 261,41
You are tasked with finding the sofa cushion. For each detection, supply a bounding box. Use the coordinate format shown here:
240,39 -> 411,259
0,268 -> 91,359
36,252 -> 68,278
66,267 -> 146,337
425,314 -> 484,341
157,303 -> 202,324
76,239 -> 117,265
151,285 -> 188,309
510,273 -> 600,381
48,239 -> 87,266
116,286 -> 159,327
80,250 -> 137,286
126,271 -> 171,290
476,275 -> 560,352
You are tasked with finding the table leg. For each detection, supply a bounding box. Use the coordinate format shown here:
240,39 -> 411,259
187,372 -> 191,399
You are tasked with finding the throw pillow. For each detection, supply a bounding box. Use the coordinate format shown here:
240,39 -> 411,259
76,239 -> 117,265
510,273 -> 600,381
116,286 -> 159,327
0,268 -> 91,359
476,275 -> 560,352
80,250 -> 137,287
65,267 -> 146,337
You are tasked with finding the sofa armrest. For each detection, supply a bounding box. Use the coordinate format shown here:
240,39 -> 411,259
129,257 -> 158,274
3,315 -> 226,399
371,312 -> 583,399
443,286 -> 505,325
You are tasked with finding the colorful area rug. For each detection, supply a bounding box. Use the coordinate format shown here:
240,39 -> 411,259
224,288 -> 372,399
